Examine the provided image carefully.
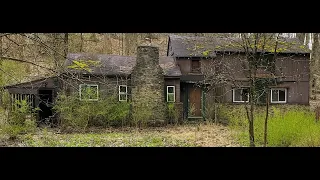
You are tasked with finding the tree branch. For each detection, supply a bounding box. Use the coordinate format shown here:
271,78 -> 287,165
0,56 -> 58,74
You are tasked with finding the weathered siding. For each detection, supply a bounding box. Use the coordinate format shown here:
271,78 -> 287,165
212,54 -> 248,80
176,58 -> 192,74
275,54 -> 310,82
210,81 -> 309,105
176,57 -> 216,75
283,81 -> 309,104
206,53 -> 310,82
62,74 -> 130,100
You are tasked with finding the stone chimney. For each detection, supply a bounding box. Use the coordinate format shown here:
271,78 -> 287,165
131,46 -> 166,125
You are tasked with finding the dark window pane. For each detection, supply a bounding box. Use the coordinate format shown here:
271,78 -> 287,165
234,89 -> 242,101
272,90 -> 278,102
168,87 -> 174,93
242,89 -> 249,102
119,94 -> 127,101
167,94 -> 175,102
192,60 -> 201,72
279,90 -> 285,101
120,86 -> 127,93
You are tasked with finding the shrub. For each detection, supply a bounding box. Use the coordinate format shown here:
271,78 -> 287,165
53,92 -> 130,131
1,99 -> 37,140
131,88 -> 166,127
131,100 -> 153,127
167,103 -> 179,124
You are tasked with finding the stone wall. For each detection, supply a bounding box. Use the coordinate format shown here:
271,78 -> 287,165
131,46 -> 166,125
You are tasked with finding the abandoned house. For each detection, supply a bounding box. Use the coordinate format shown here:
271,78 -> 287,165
3,34 -> 311,124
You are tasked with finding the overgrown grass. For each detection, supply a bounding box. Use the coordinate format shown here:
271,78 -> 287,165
1,124 -> 237,147
227,105 -> 320,147
18,130 -> 196,147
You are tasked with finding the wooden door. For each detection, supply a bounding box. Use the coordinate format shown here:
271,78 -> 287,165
189,86 -> 202,117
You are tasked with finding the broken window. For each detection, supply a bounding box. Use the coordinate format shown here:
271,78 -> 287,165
79,84 -> 99,101
119,85 -> 127,101
233,88 -> 249,102
271,88 -> 286,103
167,86 -> 175,102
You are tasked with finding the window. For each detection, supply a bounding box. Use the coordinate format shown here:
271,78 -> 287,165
119,85 -> 127,101
233,88 -> 249,103
191,60 -> 201,73
79,84 -> 99,101
11,94 -> 35,110
271,88 -> 287,103
167,86 -> 175,102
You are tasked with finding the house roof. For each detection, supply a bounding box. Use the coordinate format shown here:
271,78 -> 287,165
2,76 -> 58,89
168,34 -> 311,58
168,35 -> 217,58
64,53 -> 182,77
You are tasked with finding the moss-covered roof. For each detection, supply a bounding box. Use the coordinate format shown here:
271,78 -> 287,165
65,53 -> 182,77
168,34 -> 311,58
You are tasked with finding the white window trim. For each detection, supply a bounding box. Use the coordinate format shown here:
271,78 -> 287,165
270,88 -> 287,103
79,84 -> 99,101
167,86 -> 175,102
232,88 -> 249,103
119,85 -> 127,101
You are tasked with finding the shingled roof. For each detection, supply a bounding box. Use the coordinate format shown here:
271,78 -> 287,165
65,53 -> 182,77
168,34 -> 310,58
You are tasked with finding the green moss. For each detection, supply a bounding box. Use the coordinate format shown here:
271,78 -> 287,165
67,59 -> 101,72
202,50 -> 211,56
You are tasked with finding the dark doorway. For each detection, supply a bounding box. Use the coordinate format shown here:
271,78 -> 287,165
38,89 -> 53,125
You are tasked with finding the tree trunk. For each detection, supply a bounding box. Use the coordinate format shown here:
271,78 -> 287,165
104,33 -> 112,54
121,33 -> 124,55
64,33 -> 68,58
297,33 -> 305,44
52,33 -> 59,68
311,33 -> 319,100
214,97 -> 217,124
249,99 -> 255,147
124,33 -> 130,55
80,33 -> 83,52
0,34 -> 3,68
0,34 -> 2,57
263,89 -> 269,147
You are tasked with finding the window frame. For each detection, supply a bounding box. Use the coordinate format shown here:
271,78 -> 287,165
270,88 -> 287,103
167,86 -> 175,102
119,85 -> 128,102
191,59 -> 201,73
232,88 -> 250,103
79,84 -> 99,101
